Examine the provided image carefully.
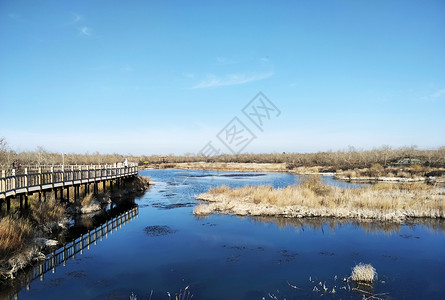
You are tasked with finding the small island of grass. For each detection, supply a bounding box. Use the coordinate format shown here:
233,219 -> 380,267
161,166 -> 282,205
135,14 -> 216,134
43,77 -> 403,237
194,176 -> 445,222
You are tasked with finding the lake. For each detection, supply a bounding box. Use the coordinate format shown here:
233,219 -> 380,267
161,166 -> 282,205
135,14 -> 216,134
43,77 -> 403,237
10,169 -> 445,299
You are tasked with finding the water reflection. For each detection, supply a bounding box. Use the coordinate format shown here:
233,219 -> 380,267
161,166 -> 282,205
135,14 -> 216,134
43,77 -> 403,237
0,205 -> 139,300
250,216 -> 445,235
251,216 -> 401,233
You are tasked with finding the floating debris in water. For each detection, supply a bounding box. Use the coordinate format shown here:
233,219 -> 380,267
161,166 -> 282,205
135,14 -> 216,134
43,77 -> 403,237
144,225 -> 177,236
152,202 -> 195,209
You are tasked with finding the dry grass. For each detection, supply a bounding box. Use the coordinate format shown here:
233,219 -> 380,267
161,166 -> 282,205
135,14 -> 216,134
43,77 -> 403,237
350,263 -> 377,282
31,198 -> 65,225
336,164 -> 445,182
1,196 -> 66,278
0,215 -> 33,263
194,176 -> 445,220
81,193 -> 95,207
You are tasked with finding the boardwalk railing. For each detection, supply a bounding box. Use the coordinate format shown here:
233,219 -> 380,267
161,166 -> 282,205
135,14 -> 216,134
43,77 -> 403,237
31,207 -> 139,282
0,164 -> 138,200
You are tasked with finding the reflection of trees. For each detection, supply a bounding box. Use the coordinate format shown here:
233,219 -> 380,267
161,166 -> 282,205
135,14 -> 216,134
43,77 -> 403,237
250,216 -> 445,234
405,218 -> 445,234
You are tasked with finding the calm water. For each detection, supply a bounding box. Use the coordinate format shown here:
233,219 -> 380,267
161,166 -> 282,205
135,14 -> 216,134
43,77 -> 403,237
13,169 -> 445,299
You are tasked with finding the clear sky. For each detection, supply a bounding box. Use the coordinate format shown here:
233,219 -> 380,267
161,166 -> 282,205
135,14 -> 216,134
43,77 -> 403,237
1,0 -> 444,155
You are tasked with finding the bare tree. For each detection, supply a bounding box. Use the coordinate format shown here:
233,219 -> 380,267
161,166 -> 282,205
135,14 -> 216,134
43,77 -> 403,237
0,137 -> 8,166
35,146 -> 48,166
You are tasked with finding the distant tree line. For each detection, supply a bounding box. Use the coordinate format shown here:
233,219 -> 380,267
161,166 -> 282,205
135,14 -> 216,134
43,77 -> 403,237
139,145 -> 445,169
0,137 -> 132,168
1,137 -> 444,169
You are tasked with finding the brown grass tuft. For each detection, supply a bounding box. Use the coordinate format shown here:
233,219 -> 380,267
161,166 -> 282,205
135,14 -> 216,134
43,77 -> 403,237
0,215 -> 33,263
31,198 -> 65,224
81,193 -> 95,207
350,263 -> 377,282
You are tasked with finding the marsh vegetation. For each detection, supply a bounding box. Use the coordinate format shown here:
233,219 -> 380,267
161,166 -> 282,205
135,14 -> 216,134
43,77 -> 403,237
194,176 -> 445,221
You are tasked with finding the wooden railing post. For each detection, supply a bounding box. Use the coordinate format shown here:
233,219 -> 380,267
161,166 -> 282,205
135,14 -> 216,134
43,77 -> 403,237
24,168 -> 28,191
50,166 -> 54,186
1,170 -> 5,196
38,167 -> 42,189
12,169 -> 16,191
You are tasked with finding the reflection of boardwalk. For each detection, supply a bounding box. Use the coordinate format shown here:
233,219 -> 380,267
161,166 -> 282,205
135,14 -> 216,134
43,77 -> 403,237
31,207 -> 139,282
0,164 -> 138,211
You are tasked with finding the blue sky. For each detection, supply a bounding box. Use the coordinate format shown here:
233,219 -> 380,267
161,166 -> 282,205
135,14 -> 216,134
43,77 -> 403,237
1,0 -> 444,155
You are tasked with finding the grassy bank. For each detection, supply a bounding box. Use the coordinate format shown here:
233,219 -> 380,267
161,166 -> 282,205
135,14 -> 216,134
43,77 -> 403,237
194,176 -> 445,221
0,198 -> 65,279
0,175 -> 150,280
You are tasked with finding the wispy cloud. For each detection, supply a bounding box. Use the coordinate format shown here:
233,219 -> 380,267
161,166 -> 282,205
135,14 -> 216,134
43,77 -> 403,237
431,89 -> 445,99
79,26 -> 92,36
71,13 -> 83,23
193,71 -> 274,89
420,88 -> 445,101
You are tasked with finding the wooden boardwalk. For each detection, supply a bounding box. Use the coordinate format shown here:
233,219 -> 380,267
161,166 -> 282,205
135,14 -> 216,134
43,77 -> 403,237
0,164 -> 138,211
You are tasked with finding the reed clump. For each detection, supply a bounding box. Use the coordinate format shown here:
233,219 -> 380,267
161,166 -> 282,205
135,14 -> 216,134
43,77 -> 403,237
350,263 -> 377,282
194,176 -> 445,221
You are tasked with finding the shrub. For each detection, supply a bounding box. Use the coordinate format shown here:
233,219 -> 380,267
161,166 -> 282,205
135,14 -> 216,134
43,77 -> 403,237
369,163 -> 384,177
